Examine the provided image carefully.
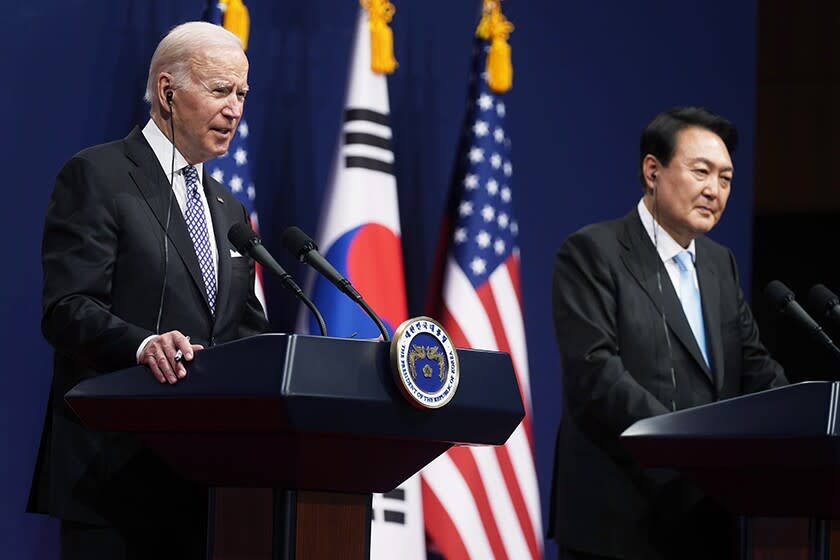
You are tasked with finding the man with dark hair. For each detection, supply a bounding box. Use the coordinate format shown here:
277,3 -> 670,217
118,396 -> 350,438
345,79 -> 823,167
28,21 -> 268,559
548,106 -> 786,560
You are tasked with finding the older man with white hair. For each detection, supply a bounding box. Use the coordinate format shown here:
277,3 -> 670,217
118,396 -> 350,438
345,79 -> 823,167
28,21 -> 268,558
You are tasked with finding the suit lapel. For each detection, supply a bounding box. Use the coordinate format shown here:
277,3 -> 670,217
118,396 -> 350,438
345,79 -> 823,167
696,242 -> 724,391
618,211 -> 712,380
123,127 -> 212,313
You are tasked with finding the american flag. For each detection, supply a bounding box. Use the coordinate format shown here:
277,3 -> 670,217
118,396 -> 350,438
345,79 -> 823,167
422,38 -> 543,560
203,1 -> 266,311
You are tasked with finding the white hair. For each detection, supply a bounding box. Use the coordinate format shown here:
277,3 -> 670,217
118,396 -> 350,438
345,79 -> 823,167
144,21 -> 243,106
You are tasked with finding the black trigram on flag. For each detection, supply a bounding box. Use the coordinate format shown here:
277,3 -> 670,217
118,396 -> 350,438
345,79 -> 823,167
343,108 -> 394,175
372,487 -> 406,525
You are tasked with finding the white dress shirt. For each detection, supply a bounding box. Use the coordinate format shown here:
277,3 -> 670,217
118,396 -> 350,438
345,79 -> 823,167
136,119 -> 221,361
637,198 -> 700,299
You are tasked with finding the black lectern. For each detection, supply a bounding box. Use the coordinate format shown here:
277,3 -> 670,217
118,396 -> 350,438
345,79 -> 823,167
65,334 -> 524,559
620,381 -> 840,560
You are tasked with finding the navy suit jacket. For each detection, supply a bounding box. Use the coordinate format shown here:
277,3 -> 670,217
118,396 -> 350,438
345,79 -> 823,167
28,127 -> 268,524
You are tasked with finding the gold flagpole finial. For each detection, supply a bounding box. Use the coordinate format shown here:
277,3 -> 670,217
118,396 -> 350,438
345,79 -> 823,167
219,0 -> 250,51
476,0 -> 513,93
361,0 -> 398,74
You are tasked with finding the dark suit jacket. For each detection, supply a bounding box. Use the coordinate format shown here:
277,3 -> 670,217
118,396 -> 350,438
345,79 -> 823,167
549,210 -> 786,559
28,127 -> 269,525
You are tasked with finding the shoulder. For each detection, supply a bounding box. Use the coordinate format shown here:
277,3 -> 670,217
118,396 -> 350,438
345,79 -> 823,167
559,213 -> 631,256
58,132 -> 137,178
695,234 -> 735,264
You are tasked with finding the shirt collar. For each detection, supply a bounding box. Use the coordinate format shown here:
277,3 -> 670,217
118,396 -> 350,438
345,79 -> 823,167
141,119 -> 203,184
637,198 -> 696,264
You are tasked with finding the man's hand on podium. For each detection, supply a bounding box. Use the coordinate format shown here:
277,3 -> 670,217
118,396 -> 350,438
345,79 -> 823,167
140,330 -> 204,384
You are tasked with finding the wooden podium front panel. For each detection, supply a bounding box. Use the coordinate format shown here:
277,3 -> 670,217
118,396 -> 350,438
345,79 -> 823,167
295,491 -> 371,560
211,488 -> 274,560
209,489 -> 371,560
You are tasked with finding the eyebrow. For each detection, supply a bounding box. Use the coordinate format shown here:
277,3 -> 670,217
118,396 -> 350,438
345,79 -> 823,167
688,157 -> 733,173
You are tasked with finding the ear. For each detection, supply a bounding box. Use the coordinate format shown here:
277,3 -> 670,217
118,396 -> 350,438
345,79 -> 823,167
155,73 -> 175,114
642,154 -> 660,193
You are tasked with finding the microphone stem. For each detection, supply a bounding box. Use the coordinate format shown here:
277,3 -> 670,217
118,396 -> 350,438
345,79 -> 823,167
815,329 -> 840,362
357,298 -> 390,342
299,291 -> 327,337
338,280 -> 390,341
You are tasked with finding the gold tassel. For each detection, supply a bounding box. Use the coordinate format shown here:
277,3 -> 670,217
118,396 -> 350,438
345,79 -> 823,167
220,0 -> 251,51
476,0 -> 513,93
361,0 -> 398,74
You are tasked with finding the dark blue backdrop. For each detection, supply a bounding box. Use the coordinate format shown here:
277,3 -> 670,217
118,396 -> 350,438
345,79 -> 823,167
0,1 -> 757,558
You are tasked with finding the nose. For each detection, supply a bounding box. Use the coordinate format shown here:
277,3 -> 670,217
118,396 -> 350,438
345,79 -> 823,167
703,175 -> 721,199
222,95 -> 243,119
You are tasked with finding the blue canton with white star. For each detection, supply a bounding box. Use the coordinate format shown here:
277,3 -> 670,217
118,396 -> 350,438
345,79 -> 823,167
452,41 -> 517,288
204,1 -> 257,217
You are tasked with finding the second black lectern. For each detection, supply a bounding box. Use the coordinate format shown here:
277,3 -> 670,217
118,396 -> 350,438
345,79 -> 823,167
65,333 -> 525,559
621,381 -> 840,559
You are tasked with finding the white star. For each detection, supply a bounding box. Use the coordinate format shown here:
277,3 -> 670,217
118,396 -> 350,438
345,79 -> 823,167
501,186 -> 511,202
473,120 -> 489,137
503,161 -> 513,177
468,147 -> 485,163
496,102 -> 506,117
229,175 -> 243,193
247,184 -> 256,200
476,230 -> 491,249
486,178 -> 499,196
478,93 -> 494,111
494,238 -> 506,255
454,227 -> 468,244
481,204 -> 495,223
490,153 -> 502,169
510,221 -> 519,236
233,147 -> 248,166
498,212 -> 509,228
238,121 -> 249,138
470,257 -> 487,276
464,174 -> 479,190
494,127 -> 505,143
210,168 -> 224,183
459,200 -> 474,217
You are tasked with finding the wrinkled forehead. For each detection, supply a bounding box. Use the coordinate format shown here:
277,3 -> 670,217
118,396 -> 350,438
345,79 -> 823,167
189,46 -> 249,83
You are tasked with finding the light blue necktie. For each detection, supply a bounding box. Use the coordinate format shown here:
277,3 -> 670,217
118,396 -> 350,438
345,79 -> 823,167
674,250 -> 709,368
183,165 -> 217,314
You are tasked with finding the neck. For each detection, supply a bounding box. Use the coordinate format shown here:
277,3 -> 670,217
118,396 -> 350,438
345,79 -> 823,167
643,193 -> 691,248
151,111 -> 198,165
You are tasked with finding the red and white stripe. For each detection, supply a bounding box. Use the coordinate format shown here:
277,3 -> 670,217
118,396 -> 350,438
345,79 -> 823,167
422,251 -> 543,559
249,213 -> 267,314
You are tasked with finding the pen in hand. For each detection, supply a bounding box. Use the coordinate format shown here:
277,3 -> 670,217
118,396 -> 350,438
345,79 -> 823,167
174,335 -> 190,363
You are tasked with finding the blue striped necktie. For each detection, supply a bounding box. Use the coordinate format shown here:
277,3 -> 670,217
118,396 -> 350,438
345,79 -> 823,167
183,165 -> 217,314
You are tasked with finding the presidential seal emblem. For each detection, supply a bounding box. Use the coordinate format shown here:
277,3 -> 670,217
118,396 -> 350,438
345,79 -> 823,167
390,316 -> 460,409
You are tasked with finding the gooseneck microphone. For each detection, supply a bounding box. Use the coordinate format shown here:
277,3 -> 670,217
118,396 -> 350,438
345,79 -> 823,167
765,280 -> 840,361
808,284 -> 840,328
227,223 -> 327,336
281,226 -> 390,341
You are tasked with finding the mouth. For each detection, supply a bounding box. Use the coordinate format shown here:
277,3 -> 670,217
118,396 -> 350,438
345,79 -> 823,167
695,206 -> 716,217
211,127 -> 233,139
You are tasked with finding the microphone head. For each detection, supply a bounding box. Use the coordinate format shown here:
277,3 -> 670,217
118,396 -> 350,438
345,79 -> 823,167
227,222 -> 260,254
764,280 -> 795,313
281,226 -> 318,260
808,284 -> 840,316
